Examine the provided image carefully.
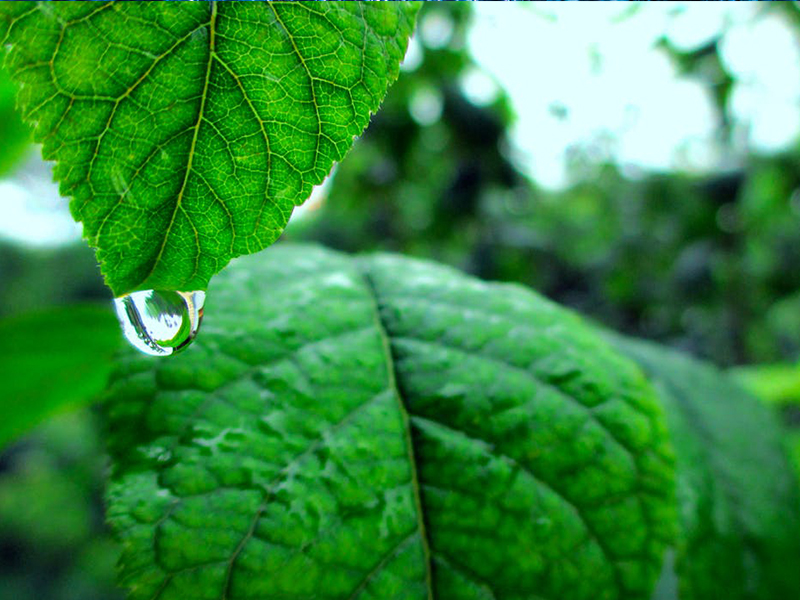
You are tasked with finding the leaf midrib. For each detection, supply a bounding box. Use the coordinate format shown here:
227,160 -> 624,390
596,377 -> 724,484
360,268 -> 657,600
360,269 -> 435,600
131,1 -> 329,292
141,1 -> 217,290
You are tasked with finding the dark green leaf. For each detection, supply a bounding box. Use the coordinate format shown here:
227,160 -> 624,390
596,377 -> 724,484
0,304 -> 121,448
105,244 -> 674,600
608,335 -> 800,600
0,2 -> 419,296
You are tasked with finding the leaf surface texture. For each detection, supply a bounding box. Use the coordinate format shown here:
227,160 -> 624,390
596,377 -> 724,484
610,336 -> 800,600
105,245 -> 674,600
0,2 -> 418,295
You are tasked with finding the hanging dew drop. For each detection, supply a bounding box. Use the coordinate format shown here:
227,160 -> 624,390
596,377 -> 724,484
113,290 -> 206,356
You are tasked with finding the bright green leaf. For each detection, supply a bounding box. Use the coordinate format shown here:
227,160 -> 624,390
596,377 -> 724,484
0,2 -> 419,296
0,64 -> 31,177
731,362 -> 800,407
609,336 -> 800,600
104,244 -> 674,600
0,304 -> 121,448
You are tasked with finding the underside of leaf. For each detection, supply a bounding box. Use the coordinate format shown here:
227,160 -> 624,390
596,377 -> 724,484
0,2 -> 418,295
104,244 -> 675,600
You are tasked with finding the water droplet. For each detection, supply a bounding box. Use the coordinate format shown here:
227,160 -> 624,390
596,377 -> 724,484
114,290 -> 205,356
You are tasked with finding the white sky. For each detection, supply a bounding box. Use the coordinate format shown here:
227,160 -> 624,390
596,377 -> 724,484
2,2 -> 800,246
0,154 -> 82,247
462,2 -> 800,188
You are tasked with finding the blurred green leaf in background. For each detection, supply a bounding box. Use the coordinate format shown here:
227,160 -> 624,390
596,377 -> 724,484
0,411 -> 123,600
611,335 -> 800,600
0,304 -> 120,449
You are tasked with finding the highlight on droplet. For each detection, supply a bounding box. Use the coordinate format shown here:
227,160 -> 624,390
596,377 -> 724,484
113,290 -> 205,357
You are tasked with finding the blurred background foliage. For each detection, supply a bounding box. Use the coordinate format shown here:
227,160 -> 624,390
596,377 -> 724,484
2,3 -> 800,598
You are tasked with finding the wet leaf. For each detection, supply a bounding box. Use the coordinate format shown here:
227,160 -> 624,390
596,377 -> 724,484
0,2 -> 418,295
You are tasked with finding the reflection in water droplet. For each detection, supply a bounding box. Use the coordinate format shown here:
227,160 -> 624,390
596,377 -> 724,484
113,290 -> 205,356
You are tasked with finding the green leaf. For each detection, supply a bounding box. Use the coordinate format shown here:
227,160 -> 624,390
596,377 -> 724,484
608,335 -> 800,600
0,2 -> 419,296
0,304 -> 121,448
731,362 -> 800,407
0,64 -> 31,177
104,244 -> 674,600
